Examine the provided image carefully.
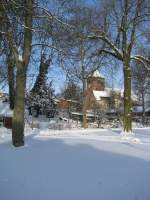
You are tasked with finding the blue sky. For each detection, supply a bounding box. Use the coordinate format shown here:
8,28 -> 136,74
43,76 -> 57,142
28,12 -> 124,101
0,0 -> 124,95
1,61 -> 124,95
46,63 -> 124,94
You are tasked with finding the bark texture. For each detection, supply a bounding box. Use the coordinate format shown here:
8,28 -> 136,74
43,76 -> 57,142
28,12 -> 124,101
82,79 -> 87,128
123,59 -> 132,133
7,54 -> 15,110
12,0 -> 33,147
12,64 -> 27,146
141,91 -> 145,126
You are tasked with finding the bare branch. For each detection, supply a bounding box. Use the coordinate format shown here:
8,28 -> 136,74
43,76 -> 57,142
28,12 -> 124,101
31,43 -> 66,56
36,6 -> 74,29
96,49 -> 123,61
133,55 -> 150,64
131,55 -> 150,71
88,34 -> 123,60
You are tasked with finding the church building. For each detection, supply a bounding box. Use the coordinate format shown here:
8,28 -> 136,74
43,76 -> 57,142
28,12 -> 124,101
85,70 -> 122,111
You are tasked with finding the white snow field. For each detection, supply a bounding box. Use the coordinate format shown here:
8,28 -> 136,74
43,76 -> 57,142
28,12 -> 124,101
0,128 -> 150,200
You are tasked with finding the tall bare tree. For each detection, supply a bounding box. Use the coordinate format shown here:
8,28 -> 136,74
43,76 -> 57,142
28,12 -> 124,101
1,0 -> 34,146
89,0 -> 150,134
57,2 -> 104,128
0,0 -> 75,146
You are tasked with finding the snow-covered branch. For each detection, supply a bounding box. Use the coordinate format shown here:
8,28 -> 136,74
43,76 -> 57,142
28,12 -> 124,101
88,34 -> 123,60
96,49 -> 123,61
36,6 -> 74,29
131,55 -> 150,71
133,55 -> 150,65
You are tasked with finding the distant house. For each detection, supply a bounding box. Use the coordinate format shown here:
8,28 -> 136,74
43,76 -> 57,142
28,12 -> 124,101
0,92 -> 9,102
133,105 -> 150,116
55,71 -> 145,119
145,100 -> 150,110
0,101 -> 13,129
57,98 -> 81,118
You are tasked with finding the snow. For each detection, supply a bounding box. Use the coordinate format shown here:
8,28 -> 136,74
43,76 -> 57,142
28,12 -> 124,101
133,106 -> 150,113
117,88 -> 138,101
146,107 -> 150,112
93,90 -> 110,100
133,106 -> 143,113
0,101 -> 13,117
93,70 -> 104,78
0,127 -> 150,200
18,54 -> 23,62
89,70 -> 104,78
71,112 -> 95,117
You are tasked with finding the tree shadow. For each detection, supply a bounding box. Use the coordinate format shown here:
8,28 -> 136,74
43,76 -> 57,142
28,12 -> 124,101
0,134 -> 150,200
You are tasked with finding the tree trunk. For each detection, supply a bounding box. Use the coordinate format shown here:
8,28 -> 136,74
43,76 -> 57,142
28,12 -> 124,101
12,63 -> 26,147
11,0 -> 33,147
123,59 -> 132,133
141,92 -> 145,126
7,55 -> 15,110
82,100 -> 87,128
82,79 -> 87,128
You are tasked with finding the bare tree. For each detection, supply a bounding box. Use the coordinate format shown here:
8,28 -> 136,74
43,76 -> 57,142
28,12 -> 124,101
0,0 -> 76,146
132,60 -> 150,125
57,2 -> 105,128
89,0 -> 150,134
1,0 -> 34,146
0,33 -> 15,109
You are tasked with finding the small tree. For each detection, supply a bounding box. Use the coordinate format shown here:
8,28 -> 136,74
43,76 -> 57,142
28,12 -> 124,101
132,62 -> 150,125
62,81 -> 82,101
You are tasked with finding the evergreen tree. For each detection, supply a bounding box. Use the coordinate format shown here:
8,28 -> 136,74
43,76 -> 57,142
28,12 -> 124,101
28,81 -> 56,118
63,81 -> 82,101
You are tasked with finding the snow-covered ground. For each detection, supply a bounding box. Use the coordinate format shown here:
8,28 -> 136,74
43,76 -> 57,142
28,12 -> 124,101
0,127 -> 150,200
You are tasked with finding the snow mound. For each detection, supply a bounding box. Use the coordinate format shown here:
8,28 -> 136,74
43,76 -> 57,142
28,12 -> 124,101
120,131 -> 141,144
131,137 -> 141,143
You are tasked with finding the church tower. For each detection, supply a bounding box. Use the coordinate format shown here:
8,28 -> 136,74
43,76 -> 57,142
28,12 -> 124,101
87,70 -> 105,91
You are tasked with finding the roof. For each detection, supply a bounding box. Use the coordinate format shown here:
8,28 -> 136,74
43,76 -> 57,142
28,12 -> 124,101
0,92 -> 9,98
0,101 -> 13,117
133,106 -> 150,113
106,88 -> 138,101
71,112 -> 95,117
146,107 -> 150,112
57,98 -> 80,104
93,90 -> 110,100
91,70 -> 104,78
133,106 -> 143,113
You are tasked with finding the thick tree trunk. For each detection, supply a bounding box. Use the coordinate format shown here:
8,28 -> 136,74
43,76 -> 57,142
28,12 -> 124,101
123,59 -> 132,133
11,0 -> 33,147
7,55 -> 15,110
12,64 -> 26,147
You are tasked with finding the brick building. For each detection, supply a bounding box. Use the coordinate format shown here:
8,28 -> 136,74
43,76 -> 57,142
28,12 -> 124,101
85,70 -> 122,111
